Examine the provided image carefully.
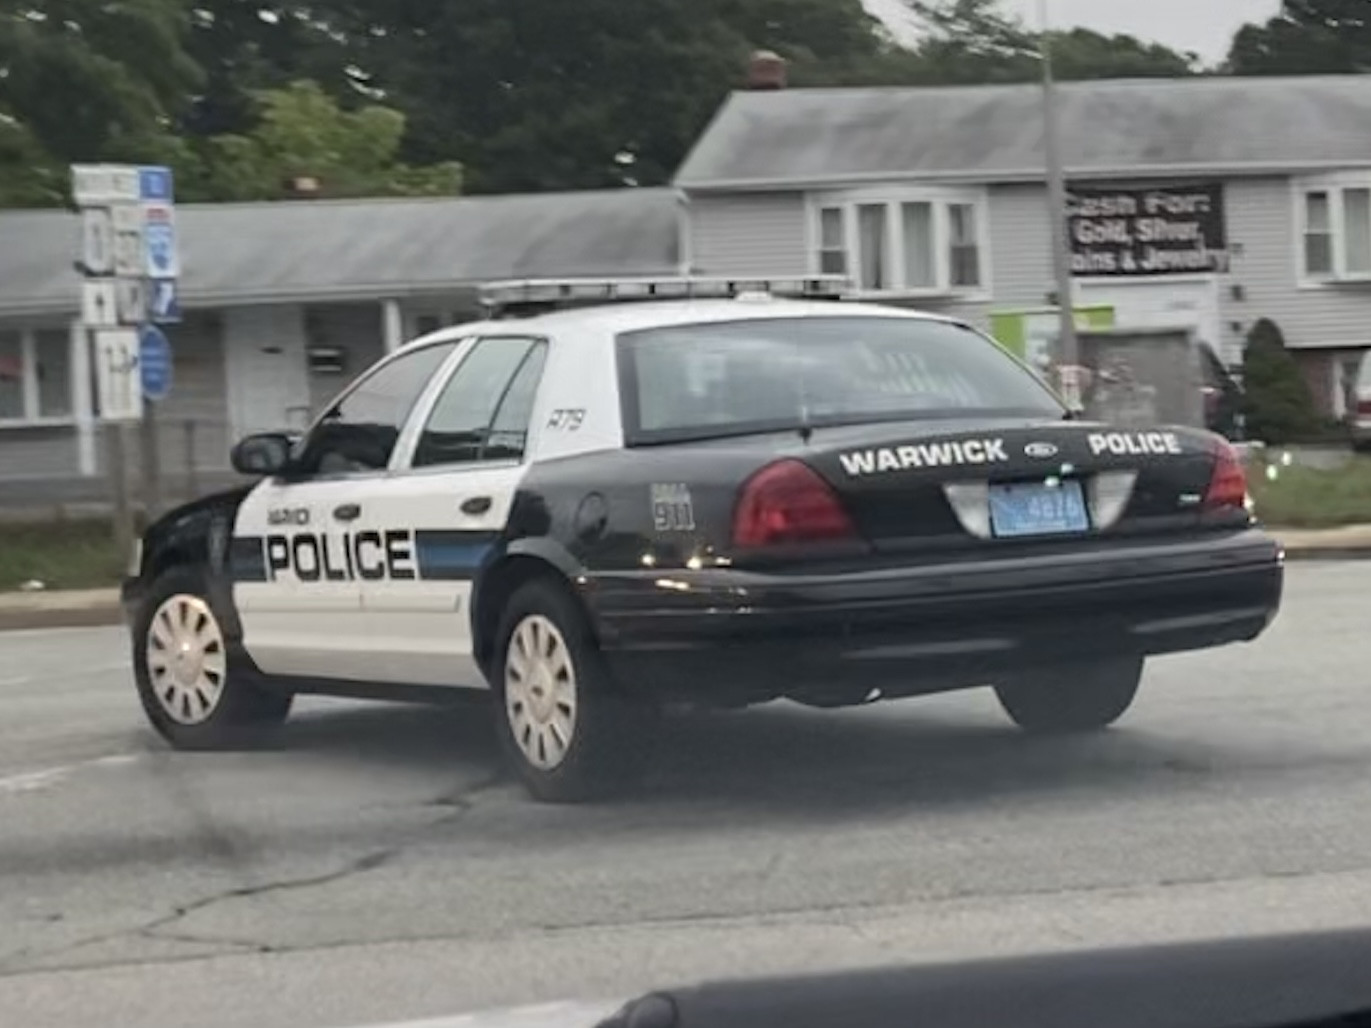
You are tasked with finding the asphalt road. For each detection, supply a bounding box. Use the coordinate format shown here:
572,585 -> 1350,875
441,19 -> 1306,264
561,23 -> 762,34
2,562 -> 1370,1028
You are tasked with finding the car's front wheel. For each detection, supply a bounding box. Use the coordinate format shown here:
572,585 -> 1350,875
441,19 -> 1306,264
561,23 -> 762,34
493,579 -> 656,803
133,567 -> 292,749
994,656 -> 1144,734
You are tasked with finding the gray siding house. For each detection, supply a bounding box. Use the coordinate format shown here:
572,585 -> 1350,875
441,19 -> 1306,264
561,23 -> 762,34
674,75 -> 1371,417
0,188 -> 678,505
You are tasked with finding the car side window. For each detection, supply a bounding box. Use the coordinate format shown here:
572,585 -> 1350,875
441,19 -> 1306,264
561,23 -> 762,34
411,337 -> 548,468
296,342 -> 457,476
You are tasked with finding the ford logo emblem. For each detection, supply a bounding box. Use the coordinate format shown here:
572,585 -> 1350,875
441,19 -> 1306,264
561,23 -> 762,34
1025,442 -> 1059,459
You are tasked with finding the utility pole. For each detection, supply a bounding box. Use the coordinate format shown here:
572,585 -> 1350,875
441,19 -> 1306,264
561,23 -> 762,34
1038,0 -> 1081,409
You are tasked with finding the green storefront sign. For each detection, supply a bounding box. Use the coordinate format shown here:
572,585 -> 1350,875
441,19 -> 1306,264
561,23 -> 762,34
989,305 -> 1116,369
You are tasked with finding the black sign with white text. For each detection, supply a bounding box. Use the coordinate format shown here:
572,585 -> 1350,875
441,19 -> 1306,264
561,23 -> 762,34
1067,182 -> 1228,277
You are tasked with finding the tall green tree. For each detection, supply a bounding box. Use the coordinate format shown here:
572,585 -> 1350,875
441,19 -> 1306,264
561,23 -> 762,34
0,0 -> 202,204
1227,0 -> 1371,75
889,0 -> 1198,84
0,111 -> 64,207
346,0 -> 889,193
195,80 -> 462,201
0,1 -> 460,206
181,1 -> 361,138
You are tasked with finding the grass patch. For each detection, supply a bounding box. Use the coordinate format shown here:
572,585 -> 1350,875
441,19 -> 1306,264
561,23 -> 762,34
0,518 -> 126,592
1249,454 -> 1371,528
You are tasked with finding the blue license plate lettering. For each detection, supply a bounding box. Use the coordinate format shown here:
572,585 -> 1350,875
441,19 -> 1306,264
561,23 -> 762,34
988,480 -> 1090,538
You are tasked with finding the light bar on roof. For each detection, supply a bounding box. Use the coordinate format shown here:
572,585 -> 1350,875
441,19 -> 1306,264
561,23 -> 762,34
477,275 -> 852,315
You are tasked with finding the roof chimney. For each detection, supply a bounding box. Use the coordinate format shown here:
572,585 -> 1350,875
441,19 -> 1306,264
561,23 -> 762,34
746,50 -> 787,90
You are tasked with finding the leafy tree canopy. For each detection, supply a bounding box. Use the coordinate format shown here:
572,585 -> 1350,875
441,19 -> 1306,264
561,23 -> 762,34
1228,0 -> 1371,75
193,81 -> 461,201
2,0 -> 1364,208
0,0 -> 201,205
0,0 -> 456,205
881,0 -> 1197,85
344,0 -> 890,193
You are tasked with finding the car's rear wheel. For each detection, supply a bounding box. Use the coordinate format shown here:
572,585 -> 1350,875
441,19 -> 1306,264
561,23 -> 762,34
493,579 -> 656,803
994,656 -> 1144,734
133,567 -> 292,749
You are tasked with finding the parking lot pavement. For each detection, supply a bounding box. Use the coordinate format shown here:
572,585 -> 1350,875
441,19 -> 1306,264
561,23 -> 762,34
1,562 -> 1370,1028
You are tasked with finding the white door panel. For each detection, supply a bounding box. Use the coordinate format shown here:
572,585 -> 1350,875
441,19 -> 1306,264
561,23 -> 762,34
353,464 -> 527,688
231,338 -> 470,683
232,477 -> 371,678
224,307 -> 312,437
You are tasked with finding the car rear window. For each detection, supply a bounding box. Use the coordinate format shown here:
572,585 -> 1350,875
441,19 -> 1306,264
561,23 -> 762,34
616,316 -> 1064,445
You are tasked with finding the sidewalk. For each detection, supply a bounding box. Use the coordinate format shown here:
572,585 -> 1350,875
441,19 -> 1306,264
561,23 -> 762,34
2,526 -> 1369,632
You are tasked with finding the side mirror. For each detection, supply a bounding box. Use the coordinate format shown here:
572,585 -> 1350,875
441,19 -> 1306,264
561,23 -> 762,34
231,433 -> 294,476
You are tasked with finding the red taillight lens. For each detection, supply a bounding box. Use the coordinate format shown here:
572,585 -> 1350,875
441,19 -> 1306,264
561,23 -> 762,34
732,459 -> 858,547
1204,442 -> 1248,511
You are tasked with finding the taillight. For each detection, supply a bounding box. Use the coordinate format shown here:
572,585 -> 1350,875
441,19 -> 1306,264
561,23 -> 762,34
732,459 -> 859,547
1203,442 -> 1248,512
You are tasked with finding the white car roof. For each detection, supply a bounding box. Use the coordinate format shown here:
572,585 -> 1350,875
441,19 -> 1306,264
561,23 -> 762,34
402,297 -> 966,349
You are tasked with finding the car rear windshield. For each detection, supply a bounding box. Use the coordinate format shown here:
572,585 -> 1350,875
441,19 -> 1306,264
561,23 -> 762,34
616,315 -> 1064,445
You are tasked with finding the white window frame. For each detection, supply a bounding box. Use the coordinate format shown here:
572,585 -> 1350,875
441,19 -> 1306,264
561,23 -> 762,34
1293,173 -> 1371,287
806,186 -> 992,300
0,324 -> 76,428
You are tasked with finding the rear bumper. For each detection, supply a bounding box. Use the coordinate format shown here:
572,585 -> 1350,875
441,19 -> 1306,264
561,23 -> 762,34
581,530 -> 1284,705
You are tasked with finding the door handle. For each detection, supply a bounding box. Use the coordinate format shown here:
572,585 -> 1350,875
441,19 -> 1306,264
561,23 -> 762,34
461,496 -> 492,516
333,503 -> 362,522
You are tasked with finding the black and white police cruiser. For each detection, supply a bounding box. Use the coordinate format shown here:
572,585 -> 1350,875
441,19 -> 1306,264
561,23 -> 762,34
122,276 -> 1284,802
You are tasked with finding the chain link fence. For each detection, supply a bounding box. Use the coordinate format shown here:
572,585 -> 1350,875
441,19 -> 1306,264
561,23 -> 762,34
0,414 -> 247,521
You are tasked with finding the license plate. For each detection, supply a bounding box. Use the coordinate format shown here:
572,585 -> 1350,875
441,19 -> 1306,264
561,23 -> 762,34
988,480 -> 1090,539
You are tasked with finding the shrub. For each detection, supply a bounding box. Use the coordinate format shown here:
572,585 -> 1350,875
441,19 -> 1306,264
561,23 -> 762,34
1241,318 -> 1321,444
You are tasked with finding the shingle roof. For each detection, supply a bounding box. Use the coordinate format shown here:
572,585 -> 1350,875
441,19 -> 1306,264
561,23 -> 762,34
0,188 -> 681,316
674,75 -> 1371,190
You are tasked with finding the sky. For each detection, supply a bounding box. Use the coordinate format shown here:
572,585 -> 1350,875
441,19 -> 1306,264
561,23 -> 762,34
862,0 -> 1283,65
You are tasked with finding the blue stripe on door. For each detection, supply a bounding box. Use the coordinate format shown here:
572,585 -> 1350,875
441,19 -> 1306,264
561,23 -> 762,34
414,531 -> 498,581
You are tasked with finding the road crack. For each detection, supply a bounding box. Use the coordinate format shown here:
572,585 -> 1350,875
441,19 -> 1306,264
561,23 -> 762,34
0,772 -> 504,976
0,848 -> 397,976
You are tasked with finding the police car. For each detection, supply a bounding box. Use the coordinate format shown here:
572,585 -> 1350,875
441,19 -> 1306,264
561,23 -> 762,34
121,277 -> 1284,803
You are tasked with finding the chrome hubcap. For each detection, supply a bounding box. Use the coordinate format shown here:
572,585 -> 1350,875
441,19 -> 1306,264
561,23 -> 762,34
146,594 -> 227,725
504,615 -> 577,771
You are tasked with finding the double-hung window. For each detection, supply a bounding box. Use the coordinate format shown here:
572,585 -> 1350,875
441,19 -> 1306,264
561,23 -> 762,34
811,188 -> 988,296
1298,177 -> 1371,283
0,327 -> 72,425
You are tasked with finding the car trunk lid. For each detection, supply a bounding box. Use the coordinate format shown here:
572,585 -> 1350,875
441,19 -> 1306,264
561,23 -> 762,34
801,418 -> 1225,553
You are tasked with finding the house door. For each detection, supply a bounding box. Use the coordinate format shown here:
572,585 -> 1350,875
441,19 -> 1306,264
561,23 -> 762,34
225,306 -> 312,441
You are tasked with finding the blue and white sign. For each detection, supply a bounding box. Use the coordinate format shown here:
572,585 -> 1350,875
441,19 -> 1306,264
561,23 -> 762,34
138,165 -> 174,203
138,325 -> 174,402
143,203 -> 178,277
149,278 -> 181,324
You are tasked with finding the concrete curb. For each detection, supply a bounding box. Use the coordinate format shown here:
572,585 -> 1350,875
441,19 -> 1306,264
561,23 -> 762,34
0,589 -> 122,632
3,529 -> 1370,632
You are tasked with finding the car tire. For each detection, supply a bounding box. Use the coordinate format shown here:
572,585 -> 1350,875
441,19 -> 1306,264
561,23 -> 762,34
133,566 -> 293,750
492,578 -> 657,803
993,656 -> 1144,734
